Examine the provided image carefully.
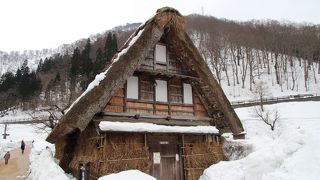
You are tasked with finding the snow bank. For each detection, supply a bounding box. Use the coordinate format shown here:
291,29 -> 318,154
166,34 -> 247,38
201,101 -> 320,180
28,139 -> 73,180
99,121 -> 219,134
98,170 -> 156,180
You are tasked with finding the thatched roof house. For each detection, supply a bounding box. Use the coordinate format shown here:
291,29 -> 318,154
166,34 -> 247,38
47,7 -> 245,180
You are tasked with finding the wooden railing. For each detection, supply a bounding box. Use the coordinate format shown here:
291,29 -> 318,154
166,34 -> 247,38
231,93 -> 320,108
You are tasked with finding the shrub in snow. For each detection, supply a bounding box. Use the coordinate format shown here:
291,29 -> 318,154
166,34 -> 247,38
255,107 -> 280,131
223,139 -> 252,160
98,170 -> 156,180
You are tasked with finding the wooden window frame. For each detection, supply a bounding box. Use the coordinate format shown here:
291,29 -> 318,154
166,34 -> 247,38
154,44 -> 167,65
155,79 -> 168,103
183,83 -> 193,105
126,76 -> 139,100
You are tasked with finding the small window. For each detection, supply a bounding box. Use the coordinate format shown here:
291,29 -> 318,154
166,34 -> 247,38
127,76 -> 138,99
155,44 -> 166,63
155,80 -> 167,102
183,83 -> 193,104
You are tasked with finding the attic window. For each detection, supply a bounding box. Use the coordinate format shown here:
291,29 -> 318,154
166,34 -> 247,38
127,76 -> 139,99
183,83 -> 193,104
155,44 -> 167,63
155,80 -> 168,102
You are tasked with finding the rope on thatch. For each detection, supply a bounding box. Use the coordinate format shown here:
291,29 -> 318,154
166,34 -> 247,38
153,7 -> 185,32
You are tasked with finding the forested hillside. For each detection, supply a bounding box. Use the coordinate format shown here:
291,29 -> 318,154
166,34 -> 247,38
0,15 -> 319,111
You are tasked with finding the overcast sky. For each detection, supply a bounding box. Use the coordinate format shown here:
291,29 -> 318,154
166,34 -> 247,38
0,0 -> 319,52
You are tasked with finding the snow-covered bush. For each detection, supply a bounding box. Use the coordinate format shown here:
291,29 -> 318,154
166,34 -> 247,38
223,138 -> 252,160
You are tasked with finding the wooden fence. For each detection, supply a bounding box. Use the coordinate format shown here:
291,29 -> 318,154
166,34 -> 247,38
232,94 -> 320,108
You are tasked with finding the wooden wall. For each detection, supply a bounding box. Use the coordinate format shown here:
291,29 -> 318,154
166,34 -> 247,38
182,135 -> 227,180
68,124 -> 151,180
103,75 -> 209,118
64,125 -> 226,180
102,40 -> 211,120
139,44 -> 192,76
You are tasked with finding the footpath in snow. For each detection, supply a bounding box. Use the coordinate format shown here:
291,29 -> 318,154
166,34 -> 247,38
0,145 -> 31,180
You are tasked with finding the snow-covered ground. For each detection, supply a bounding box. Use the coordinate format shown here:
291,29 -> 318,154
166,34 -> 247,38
0,109 -> 50,123
0,124 -> 49,157
219,61 -> 320,103
1,101 -> 320,179
201,101 -> 320,180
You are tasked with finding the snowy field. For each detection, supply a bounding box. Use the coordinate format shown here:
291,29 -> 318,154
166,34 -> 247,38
201,101 -> 320,180
222,66 -> 320,103
0,109 -> 50,123
1,101 -> 320,179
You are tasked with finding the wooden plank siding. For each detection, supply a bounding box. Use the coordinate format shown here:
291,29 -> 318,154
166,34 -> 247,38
103,42 -> 210,119
103,76 -> 210,118
139,43 -> 195,77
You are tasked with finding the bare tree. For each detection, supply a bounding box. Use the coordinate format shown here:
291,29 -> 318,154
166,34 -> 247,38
255,107 -> 280,131
253,81 -> 269,112
28,104 -> 67,133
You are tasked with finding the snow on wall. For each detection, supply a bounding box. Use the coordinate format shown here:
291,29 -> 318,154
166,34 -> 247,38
99,121 -> 219,134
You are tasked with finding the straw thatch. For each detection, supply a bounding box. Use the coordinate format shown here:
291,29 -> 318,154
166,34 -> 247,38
47,7 -> 244,143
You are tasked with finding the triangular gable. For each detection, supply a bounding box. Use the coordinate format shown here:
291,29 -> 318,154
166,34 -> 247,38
47,7 -> 244,143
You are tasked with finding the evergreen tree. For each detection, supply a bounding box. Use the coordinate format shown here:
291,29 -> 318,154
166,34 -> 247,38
29,71 -> 41,94
14,61 -> 42,100
37,58 -> 43,73
0,72 -> 15,92
80,38 -> 93,77
112,33 -> 118,54
71,47 -> 81,76
42,57 -> 54,72
104,32 -> 113,63
55,72 -> 61,82
16,68 -> 22,82
93,47 -> 105,75
21,60 -> 30,76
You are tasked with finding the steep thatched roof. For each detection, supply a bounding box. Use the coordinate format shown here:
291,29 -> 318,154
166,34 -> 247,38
47,7 -> 244,143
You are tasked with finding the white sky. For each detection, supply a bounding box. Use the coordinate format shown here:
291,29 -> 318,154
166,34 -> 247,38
0,0 -> 319,52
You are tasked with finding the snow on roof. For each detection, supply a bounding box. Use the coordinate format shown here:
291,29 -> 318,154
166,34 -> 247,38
99,121 -> 219,134
65,28 -> 145,113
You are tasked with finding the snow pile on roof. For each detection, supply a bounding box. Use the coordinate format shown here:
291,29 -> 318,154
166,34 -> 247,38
98,170 -> 156,180
66,28 -> 144,113
200,101 -> 320,180
99,121 -> 219,134
28,139 -> 73,180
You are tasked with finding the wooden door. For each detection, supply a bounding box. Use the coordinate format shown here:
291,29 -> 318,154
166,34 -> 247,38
150,144 -> 181,180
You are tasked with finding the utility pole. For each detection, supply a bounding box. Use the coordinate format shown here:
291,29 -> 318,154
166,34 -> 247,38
2,124 -> 9,139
